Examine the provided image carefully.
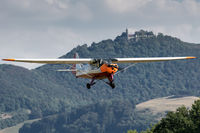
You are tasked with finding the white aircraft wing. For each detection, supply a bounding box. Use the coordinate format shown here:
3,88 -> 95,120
2,58 -> 92,64
2,57 -> 196,64
112,57 -> 196,63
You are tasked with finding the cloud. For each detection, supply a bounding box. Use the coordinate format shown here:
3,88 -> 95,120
0,0 -> 200,69
104,0 -> 200,19
104,0 -> 151,13
0,27 -> 93,69
183,0 -> 200,16
0,0 -> 92,24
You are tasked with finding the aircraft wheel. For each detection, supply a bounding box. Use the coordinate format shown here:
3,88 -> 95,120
86,83 -> 91,89
110,83 -> 115,89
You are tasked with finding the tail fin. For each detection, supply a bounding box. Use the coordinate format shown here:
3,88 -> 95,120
71,53 -> 81,75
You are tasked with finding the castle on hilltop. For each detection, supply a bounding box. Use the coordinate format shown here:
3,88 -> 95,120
126,28 -> 155,41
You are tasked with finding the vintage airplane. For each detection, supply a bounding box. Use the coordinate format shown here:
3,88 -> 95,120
2,54 -> 196,89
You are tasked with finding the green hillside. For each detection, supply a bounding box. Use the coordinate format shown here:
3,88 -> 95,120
0,30 -> 200,130
34,31 -> 200,103
19,100 -> 156,133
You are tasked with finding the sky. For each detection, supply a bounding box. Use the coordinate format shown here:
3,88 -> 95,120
0,0 -> 200,69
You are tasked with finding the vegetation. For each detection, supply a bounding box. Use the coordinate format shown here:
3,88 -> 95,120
0,109 -> 29,129
128,130 -> 138,133
128,99 -> 200,133
0,30 -> 200,130
19,99 -> 200,133
19,100 -> 157,133
0,65 -> 72,129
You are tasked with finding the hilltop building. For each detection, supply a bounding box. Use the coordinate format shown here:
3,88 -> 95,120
126,28 -> 155,41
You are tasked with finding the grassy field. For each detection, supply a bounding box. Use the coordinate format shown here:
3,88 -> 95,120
136,96 -> 199,114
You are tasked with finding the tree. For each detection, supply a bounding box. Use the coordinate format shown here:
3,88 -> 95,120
190,100 -> 200,133
127,129 -> 138,133
142,99 -> 200,133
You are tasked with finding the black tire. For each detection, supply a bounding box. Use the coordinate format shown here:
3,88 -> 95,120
110,83 -> 115,89
86,83 -> 91,89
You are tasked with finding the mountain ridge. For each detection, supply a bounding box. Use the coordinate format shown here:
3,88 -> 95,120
0,30 -> 200,130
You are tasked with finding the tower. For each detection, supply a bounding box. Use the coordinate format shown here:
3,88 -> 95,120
126,28 -> 135,40
126,28 -> 129,40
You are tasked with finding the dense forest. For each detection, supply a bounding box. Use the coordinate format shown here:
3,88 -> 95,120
0,30 -> 200,130
19,100 -> 157,133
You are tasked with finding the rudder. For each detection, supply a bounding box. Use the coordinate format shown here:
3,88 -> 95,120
71,53 -> 82,75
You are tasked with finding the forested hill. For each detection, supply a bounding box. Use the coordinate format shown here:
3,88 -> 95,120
35,31 -> 200,104
0,30 -> 200,130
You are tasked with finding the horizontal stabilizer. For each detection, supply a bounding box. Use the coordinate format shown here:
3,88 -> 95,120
57,69 -> 77,72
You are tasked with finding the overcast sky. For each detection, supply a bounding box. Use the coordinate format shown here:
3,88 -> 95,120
0,0 -> 200,69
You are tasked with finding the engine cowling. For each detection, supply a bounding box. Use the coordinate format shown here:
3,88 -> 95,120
100,64 -> 118,74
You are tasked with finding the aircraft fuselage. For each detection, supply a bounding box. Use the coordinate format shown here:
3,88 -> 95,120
76,63 -> 118,80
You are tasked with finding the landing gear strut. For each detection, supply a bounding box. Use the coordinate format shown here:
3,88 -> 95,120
86,78 -> 96,89
107,74 -> 115,89
86,74 -> 116,89
106,81 -> 115,89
